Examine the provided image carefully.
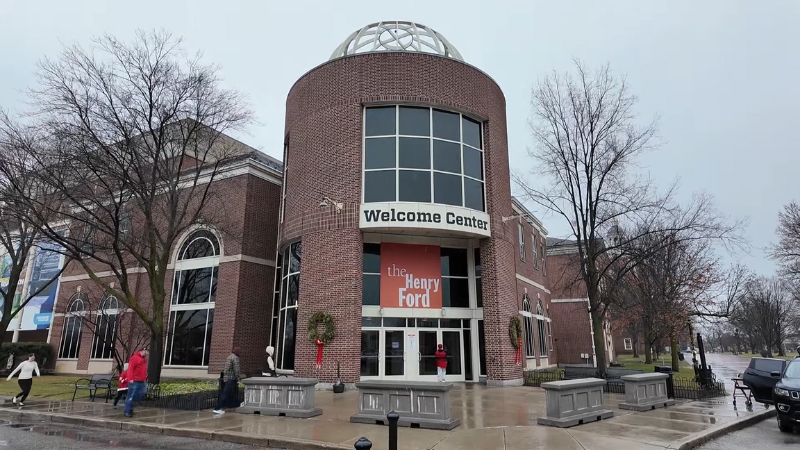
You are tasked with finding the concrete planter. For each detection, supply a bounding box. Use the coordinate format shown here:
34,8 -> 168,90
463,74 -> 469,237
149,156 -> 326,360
537,378 -> 614,428
350,380 -> 460,430
238,377 -> 322,418
619,373 -> 676,411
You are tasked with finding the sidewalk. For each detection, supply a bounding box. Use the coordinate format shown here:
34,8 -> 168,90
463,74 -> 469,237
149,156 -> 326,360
0,385 -> 774,450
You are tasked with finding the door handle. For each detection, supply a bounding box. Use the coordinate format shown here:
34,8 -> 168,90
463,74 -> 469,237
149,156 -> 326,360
418,352 -> 421,362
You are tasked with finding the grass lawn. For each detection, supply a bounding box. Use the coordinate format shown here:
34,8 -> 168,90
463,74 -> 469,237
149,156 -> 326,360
722,352 -> 797,361
614,354 -> 694,379
0,375 -> 223,401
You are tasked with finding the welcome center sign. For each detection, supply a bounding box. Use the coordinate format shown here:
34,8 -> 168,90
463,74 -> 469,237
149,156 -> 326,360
380,243 -> 442,309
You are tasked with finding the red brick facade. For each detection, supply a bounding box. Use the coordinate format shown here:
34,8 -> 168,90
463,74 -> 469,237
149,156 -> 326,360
47,164 -> 282,377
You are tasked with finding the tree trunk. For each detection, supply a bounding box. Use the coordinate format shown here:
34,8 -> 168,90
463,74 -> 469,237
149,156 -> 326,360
590,309 -> 607,376
147,329 -> 164,384
644,337 -> 653,365
670,335 -> 680,372
632,335 -> 639,358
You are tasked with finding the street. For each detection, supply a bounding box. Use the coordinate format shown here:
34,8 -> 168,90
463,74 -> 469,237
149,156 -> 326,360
0,420 -> 278,450
696,352 -> 800,449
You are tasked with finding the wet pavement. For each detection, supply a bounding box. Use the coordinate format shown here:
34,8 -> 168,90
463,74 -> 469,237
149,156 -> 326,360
696,416 -> 800,449
0,419 -> 274,449
0,381 -> 773,450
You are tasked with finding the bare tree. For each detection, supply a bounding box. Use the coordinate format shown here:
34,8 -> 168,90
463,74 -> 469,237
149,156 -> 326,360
772,201 -> 800,278
0,30 -> 253,382
513,61 -> 745,374
730,277 -> 800,357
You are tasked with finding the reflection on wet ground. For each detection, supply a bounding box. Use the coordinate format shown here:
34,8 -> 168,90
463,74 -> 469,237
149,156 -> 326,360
0,375 -> 773,450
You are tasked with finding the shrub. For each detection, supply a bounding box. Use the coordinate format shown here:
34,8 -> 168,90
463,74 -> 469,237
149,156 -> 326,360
0,342 -> 54,370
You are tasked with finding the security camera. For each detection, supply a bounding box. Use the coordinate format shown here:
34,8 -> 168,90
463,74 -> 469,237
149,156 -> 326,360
319,200 -> 329,207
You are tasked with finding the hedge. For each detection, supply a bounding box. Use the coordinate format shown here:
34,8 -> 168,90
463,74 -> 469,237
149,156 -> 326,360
0,342 -> 54,370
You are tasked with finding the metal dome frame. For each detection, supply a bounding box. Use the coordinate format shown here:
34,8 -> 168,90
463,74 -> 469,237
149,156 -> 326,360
330,21 -> 464,61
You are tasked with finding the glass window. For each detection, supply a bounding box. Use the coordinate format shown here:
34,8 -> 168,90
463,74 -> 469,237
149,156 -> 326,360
463,146 -> 482,179
399,107 -> 430,136
274,241 -> 302,371
753,358 -> 785,373
362,274 -> 380,306
365,106 -> 396,136
440,319 -> 462,328
433,140 -> 461,174
433,172 -> 462,206
441,248 -> 468,277
364,137 -> 396,170
538,318 -> 547,356
417,318 -> 438,328
784,361 -> 800,379
518,224 -> 525,261
525,316 -> 536,358
364,170 -> 396,202
474,248 -> 483,308
91,294 -> 120,360
167,230 -> 220,367
363,243 -> 381,273
398,171 -> 431,202
478,320 -> 486,376
464,178 -> 484,211
433,109 -> 460,141
165,309 -> 214,366
362,317 -> 382,327
442,278 -> 469,308
398,137 -> 430,169
363,106 -> 485,212
462,116 -> 481,149
59,295 -> 86,359
383,318 -> 406,328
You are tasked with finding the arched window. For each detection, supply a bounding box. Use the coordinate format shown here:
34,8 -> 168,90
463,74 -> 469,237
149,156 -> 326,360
59,294 -> 86,359
522,294 -> 536,358
92,293 -> 121,360
536,299 -> 547,356
165,229 -> 220,367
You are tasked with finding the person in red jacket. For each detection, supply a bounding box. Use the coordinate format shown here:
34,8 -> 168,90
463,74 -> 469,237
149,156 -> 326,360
435,344 -> 447,382
112,363 -> 129,407
124,348 -> 148,417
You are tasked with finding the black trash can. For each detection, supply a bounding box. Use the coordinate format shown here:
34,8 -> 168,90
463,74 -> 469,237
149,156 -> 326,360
654,366 -> 675,399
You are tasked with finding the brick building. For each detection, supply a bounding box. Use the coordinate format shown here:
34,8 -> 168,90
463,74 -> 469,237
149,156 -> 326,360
42,21 -> 559,384
546,237 -> 615,367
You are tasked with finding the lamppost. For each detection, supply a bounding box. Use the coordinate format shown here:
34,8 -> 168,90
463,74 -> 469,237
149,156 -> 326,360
734,329 -> 740,355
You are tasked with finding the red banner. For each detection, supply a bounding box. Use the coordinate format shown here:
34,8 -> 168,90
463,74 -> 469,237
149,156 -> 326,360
380,243 -> 442,309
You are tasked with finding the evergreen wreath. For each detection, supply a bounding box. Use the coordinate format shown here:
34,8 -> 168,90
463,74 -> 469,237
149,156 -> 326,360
509,316 -> 523,348
308,311 -> 335,344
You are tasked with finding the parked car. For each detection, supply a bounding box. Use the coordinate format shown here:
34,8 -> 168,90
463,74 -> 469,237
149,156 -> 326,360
773,356 -> 800,433
742,357 -> 788,405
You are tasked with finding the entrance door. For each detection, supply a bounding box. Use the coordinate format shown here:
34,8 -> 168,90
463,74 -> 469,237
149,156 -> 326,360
383,329 -> 406,379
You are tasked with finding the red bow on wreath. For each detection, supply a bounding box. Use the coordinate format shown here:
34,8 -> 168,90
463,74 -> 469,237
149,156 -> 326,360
514,337 -> 523,366
315,337 -> 323,369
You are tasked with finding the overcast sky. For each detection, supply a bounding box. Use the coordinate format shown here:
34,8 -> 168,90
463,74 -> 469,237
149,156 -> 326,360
1,0 -> 797,275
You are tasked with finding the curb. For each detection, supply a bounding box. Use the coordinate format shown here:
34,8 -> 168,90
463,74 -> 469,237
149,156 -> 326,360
666,407 -> 777,450
0,409 -> 351,450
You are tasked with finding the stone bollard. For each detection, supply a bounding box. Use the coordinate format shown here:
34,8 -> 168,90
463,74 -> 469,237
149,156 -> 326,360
537,378 -> 614,428
618,373 -> 676,411
354,437 -> 372,449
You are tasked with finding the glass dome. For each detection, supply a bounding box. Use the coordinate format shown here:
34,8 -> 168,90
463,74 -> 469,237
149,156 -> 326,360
330,21 -> 463,61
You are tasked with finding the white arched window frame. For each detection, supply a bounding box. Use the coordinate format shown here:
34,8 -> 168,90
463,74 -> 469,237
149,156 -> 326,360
59,295 -> 87,359
92,293 -> 122,360
536,299 -> 548,356
521,294 -> 536,358
165,229 -> 220,367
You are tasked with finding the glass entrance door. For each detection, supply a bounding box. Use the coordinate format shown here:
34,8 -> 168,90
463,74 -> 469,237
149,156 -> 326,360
383,329 -> 405,378
418,330 -> 439,380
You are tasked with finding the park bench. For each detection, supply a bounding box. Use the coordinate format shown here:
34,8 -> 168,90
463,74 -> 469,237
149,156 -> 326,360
563,365 -> 599,379
72,373 -> 114,402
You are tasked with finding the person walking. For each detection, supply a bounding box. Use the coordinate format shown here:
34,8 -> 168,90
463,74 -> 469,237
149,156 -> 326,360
123,348 -> 148,418
6,354 -> 40,406
112,363 -> 129,408
435,344 -> 447,382
213,347 -> 241,414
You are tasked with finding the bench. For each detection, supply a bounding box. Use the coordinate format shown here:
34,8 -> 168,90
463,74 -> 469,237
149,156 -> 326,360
72,374 -> 114,402
563,365 -> 599,380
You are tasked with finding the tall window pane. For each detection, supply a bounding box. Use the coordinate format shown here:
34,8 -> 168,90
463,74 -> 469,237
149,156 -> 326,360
364,171 -> 396,202
365,106 -> 396,136
433,140 -> 461,174
433,110 -> 460,141
398,137 -> 430,169
365,137 -> 396,169
433,172 -> 462,206
462,117 -> 481,149
399,107 -> 430,136
464,178 -> 485,211
398,170 -> 431,202
463,147 -> 483,180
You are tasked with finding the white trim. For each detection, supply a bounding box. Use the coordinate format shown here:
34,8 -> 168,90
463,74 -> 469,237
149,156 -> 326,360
515,274 -> 551,294
551,298 -> 589,304
184,159 -> 282,188
511,202 -> 548,235
173,256 -> 221,271
219,254 -> 276,267
60,267 -> 147,282
169,302 -> 216,311
362,306 -> 483,320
